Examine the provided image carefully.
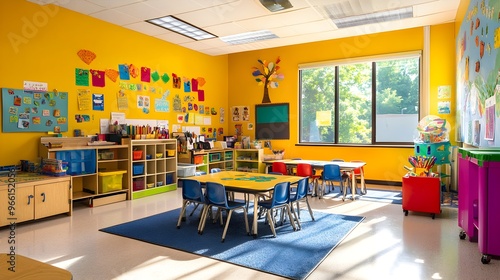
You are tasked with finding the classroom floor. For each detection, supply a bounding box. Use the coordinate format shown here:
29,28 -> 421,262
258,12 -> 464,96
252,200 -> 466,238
1,185 -> 499,280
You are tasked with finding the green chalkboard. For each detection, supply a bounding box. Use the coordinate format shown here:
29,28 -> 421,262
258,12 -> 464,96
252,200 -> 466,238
2,88 -> 69,133
255,103 -> 289,140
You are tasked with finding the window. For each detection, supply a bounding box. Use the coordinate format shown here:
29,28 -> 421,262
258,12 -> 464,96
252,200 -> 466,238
299,52 -> 420,145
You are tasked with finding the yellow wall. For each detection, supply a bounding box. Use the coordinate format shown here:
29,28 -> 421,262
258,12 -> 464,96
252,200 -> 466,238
228,24 -> 456,182
0,1 -> 228,166
0,1 -> 457,183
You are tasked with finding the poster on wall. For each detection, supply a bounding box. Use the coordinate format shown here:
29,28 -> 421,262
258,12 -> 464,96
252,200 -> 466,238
2,88 -> 68,132
457,0 -> 500,147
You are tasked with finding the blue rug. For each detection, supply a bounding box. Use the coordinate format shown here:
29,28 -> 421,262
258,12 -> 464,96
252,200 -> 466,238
100,207 -> 364,279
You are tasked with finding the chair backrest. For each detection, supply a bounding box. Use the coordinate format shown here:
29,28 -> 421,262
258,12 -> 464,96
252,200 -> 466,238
268,172 -> 283,175
272,162 -> 288,175
323,164 -> 342,181
210,168 -> 221,173
350,160 -> 364,175
296,163 -> 313,177
271,182 -> 290,207
205,182 -> 228,207
292,177 -> 309,201
181,179 -> 204,202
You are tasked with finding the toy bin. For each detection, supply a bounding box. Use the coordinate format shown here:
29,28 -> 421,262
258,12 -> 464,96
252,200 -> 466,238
133,163 -> 145,176
414,141 -> 450,164
133,150 -> 143,160
133,179 -> 145,191
98,170 -> 126,193
177,163 -> 195,177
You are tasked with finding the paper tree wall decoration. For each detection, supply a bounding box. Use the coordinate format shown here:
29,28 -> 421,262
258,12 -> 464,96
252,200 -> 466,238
252,57 -> 284,103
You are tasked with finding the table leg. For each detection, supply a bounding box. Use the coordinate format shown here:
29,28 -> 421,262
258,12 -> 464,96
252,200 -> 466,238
252,194 -> 259,236
360,169 -> 367,194
351,170 -> 357,200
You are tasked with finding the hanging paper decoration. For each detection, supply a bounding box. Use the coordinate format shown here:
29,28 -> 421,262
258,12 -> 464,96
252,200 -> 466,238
141,67 -> 151,83
77,49 -> 96,65
105,69 -> 119,82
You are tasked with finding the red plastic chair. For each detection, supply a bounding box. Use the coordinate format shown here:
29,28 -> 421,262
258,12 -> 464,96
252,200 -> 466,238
272,162 -> 288,175
296,163 -> 321,196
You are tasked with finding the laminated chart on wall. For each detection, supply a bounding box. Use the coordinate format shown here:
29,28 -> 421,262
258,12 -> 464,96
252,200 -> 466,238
1,88 -> 68,132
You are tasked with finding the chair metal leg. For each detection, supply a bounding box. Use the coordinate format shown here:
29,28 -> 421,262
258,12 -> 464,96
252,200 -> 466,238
221,209 -> 233,242
286,205 -> 297,231
243,208 -> 250,234
177,201 -> 188,228
291,203 -> 301,230
188,202 -> 200,216
305,197 -> 315,221
266,210 -> 277,237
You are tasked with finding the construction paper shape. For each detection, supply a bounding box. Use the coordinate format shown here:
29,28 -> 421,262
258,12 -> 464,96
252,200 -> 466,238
172,73 -> 180,88
141,67 -> 151,82
162,73 -> 170,83
197,77 -> 206,87
155,98 -> 170,112
192,78 -> 199,91
90,69 -> 105,87
151,71 -> 160,82
183,78 -> 191,92
77,49 -> 96,65
75,68 -> 89,86
119,64 -> 130,80
105,69 -> 119,82
198,90 -> 205,101
129,64 -> 139,78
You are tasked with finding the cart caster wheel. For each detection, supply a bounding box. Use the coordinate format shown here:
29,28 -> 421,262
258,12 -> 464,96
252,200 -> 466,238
404,210 -> 408,216
431,214 -> 435,219
481,254 -> 491,264
459,231 -> 466,240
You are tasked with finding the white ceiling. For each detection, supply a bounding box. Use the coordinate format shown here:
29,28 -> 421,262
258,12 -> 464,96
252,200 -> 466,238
27,0 -> 460,56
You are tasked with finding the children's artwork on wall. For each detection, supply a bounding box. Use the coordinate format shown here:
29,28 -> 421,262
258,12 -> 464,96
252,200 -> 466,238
199,105 -> 204,114
220,107 -> 225,123
205,106 -> 210,115
485,95 -> 495,140
93,94 -> 104,111
231,106 -> 249,121
457,0 -> 500,147
90,69 -> 105,87
437,101 -> 450,114
151,71 -> 160,82
438,85 -> 451,99
129,64 -> 139,78
119,64 -> 130,80
248,123 -> 254,130
76,89 -> 92,111
75,68 -> 89,86
183,77 -> 191,92
197,77 -> 206,87
161,73 -> 170,83
172,73 -> 180,88
2,88 -> 68,132
177,114 -> 184,123
173,94 -> 182,112
155,97 -> 170,112
137,95 -> 150,110
198,90 -> 205,101
77,49 -> 96,65
128,83 -> 137,91
232,106 -> 240,121
117,90 -> 128,110
192,78 -> 198,91
105,69 -> 119,82
141,67 -> 151,82
218,128 -> 224,135
210,107 -> 217,115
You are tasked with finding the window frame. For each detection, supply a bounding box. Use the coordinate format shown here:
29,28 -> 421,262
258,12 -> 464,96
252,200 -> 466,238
298,51 -> 422,147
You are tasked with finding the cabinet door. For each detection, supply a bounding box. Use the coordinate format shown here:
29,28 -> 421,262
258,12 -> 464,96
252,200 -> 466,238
0,185 -> 35,226
35,181 -> 70,219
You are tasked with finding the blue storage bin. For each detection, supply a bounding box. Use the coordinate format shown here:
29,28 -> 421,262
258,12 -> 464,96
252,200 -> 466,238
56,150 -> 96,175
133,163 -> 144,176
166,173 -> 174,184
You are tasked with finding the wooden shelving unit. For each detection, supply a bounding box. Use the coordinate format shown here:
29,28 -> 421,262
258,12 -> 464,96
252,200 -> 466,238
234,149 -> 265,173
39,136 -> 130,205
129,139 -> 177,199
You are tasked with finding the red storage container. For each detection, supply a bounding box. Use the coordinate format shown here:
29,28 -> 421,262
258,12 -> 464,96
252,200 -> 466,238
402,175 -> 441,219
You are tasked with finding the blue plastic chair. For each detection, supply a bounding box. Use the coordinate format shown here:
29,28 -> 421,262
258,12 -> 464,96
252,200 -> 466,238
258,182 -> 297,237
268,171 -> 283,175
176,179 -> 207,232
321,164 -> 347,200
210,168 -> 221,173
199,182 -> 249,242
290,177 -> 314,229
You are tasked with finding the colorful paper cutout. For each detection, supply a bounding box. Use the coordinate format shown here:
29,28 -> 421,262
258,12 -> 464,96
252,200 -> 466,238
93,94 -> 104,111
105,69 -> 119,82
183,77 -> 191,92
129,64 -> 139,78
172,73 -> 180,88
90,69 -> 105,87
198,90 -> 205,101
119,64 -> 130,80
162,73 -> 170,83
151,71 -> 160,82
75,68 -> 89,86
77,49 -> 96,65
141,67 -> 151,82
197,77 -> 206,87
191,78 -> 198,91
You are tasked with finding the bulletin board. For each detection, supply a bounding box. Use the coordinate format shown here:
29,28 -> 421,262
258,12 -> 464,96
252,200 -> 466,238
1,88 -> 68,133
255,103 -> 289,140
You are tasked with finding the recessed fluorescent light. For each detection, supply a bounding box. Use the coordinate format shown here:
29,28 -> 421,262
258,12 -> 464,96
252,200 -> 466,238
331,7 -> 414,29
146,15 -> 216,41
259,0 -> 293,12
220,30 -> 278,45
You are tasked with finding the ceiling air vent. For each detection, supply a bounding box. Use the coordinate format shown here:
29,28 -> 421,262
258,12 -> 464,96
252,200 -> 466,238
259,0 -> 293,12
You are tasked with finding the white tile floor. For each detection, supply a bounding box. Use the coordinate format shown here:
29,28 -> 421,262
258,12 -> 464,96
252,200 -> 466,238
1,187 -> 499,280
